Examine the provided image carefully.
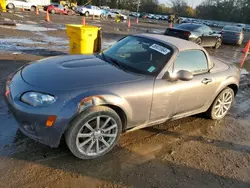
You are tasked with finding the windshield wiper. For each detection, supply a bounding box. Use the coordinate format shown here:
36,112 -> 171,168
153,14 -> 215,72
101,53 -> 126,72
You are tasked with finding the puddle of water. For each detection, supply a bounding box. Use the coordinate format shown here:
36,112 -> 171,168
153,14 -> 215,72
36,32 -> 68,45
102,40 -> 116,49
16,24 -> 57,31
0,24 -> 57,32
0,38 -> 47,45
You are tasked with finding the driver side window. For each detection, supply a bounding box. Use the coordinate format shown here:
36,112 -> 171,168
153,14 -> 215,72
173,50 -> 208,75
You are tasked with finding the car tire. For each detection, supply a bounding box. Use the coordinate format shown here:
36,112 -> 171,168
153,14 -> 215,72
206,87 -> 234,120
214,38 -> 222,49
196,38 -> 202,45
51,9 -> 56,14
108,15 -> 112,19
30,6 -> 36,11
7,3 -> 15,10
65,106 -> 122,160
120,16 -> 124,21
85,11 -> 89,17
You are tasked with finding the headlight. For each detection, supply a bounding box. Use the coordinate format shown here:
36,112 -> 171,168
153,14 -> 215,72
21,92 -> 56,106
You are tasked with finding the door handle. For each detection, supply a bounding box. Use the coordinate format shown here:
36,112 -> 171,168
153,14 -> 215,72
202,78 -> 212,84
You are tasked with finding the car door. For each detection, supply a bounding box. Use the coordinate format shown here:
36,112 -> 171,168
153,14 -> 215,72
150,50 -> 218,121
200,26 -> 218,46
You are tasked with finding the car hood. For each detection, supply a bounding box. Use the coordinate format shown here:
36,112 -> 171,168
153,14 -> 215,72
21,55 -> 144,90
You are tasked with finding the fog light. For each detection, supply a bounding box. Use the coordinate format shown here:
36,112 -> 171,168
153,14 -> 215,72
46,115 -> 57,127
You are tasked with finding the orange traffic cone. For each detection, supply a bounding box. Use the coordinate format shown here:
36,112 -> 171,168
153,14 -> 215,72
242,40 -> 250,54
36,7 -> 39,15
21,5 -> 24,12
136,17 -> 139,24
82,17 -> 86,25
46,9 -> 50,22
240,53 -> 248,68
128,18 -> 131,28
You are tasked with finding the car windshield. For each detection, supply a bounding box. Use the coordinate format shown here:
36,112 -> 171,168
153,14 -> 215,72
102,36 -> 173,76
223,26 -> 242,32
176,24 -> 201,31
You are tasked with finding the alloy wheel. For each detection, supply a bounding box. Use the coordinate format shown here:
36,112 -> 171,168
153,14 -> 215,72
213,91 -> 233,119
76,115 -> 118,157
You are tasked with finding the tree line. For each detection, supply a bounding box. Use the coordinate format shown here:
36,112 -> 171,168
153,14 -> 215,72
75,0 -> 250,23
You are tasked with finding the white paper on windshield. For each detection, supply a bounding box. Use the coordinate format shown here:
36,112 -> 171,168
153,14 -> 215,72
149,44 -> 170,55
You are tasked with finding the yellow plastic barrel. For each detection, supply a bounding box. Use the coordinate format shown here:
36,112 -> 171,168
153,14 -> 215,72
0,0 -> 7,12
66,25 -> 100,54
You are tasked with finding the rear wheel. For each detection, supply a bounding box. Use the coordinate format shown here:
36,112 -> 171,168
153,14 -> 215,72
65,106 -> 122,159
108,15 -> 112,19
51,9 -> 56,14
214,38 -> 222,49
206,87 -> 234,120
196,38 -> 202,45
30,6 -> 36,11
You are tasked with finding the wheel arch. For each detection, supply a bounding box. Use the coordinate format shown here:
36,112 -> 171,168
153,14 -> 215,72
65,94 -> 132,132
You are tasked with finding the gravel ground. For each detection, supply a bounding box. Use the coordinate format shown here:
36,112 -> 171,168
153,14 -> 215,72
0,10 -> 250,188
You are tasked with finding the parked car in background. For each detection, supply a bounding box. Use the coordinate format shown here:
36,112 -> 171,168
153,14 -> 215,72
46,3 -> 74,15
221,25 -> 244,45
165,23 -> 222,49
77,5 -> 104,17
5,34 -> 240,159
107,11 -> 127,20
236,24 -> 246,30
6,0 -> 37,11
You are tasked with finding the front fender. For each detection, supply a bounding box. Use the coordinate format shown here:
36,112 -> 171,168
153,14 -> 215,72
70,91 -> 133,125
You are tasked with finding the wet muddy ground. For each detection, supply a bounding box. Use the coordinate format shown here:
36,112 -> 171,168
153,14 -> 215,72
0,11 -> 250,188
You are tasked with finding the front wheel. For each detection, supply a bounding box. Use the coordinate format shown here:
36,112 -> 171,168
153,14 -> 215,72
85,11 -> 89,17
30,6 -> 36,11
7,3 -> 15,10
214,38 -> 222,49
51,9 -> 56,14
206,87 -> 234,120
65,106 -> 122,159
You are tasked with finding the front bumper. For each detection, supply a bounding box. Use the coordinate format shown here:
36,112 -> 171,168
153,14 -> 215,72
4,70 -> 76,148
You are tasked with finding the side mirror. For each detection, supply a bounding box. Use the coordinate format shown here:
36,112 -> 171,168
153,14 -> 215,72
176,70 -> 193,81
163,70 -> 193,81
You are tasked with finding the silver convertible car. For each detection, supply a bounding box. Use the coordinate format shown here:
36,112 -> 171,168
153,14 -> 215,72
5,34 -> 240,159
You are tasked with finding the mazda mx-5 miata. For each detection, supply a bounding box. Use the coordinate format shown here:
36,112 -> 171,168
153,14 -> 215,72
5,34 -> 240,159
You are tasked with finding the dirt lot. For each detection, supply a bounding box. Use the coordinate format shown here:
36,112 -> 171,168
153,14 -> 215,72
0,10 -> 250,188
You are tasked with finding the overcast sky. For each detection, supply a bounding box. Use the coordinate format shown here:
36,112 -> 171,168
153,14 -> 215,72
159,0 -> 203,8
